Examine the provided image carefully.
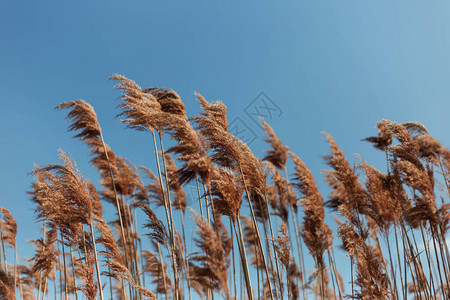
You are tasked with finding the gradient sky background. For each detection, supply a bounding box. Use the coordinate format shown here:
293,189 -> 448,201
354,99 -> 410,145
1,0 -> 450,298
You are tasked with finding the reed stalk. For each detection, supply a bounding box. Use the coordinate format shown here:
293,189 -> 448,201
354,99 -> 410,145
239,166 -> 275,300
234,218 -> 254,300
89,222 -> 104,300
59,233 -> 68,300
419,226 -> 438,300
0,221 -> 7,272
151,131 -> 179,300
99,132 -> 130,272
264,195 -> 284,299
157,243 -> 170,300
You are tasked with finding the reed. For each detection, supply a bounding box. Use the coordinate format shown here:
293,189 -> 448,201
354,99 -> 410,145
2,77 -> 449,300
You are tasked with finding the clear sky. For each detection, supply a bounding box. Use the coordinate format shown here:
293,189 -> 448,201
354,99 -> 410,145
1,0 -> 450,298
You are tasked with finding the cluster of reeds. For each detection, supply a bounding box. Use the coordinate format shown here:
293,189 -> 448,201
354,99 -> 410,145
0,75 -> 449,300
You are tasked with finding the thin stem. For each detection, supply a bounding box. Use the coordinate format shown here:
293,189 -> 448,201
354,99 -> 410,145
393,225 -> 406,300
234,218 -> 254,300
239,166 -> 274,300
286,263 -> 291,300
89,222 -> 104,300
69,247 -> 78,300
202,184 -> 211,226
107,264 -> 113,300
57,239 -> 62,300
420,226 -> 437,300
59,233 -> 68,300
400,222 -> 420,300
230,218 -> 237,299
385,233 -> 399,300
0,220 -> 8,272
328,250 -> 342,300
264,196 -> 284,299
37,221 -> 47,300
430,226 -> 447,297
351,257 -> 354,298
180,210 -> 192,300
327,254 -> 337,300
196,176 -> 204,221
283,167 -> 308,300
157,243 -> 170,300
99,132 -> 130,271
13,243 -> 17,295
261,218 -> 280,299
151,131 -> 179,300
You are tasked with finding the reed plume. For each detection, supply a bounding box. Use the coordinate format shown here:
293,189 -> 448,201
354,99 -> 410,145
96,216 -> 157,299
56,100 -> 102,140
359,161 -> 401,234
190,214 -> 229,298
264,162 -> 291,223
324,133 -> 393,299
140,166 -> 167,208
143,87 -> 187,118
18,262 -> 39,299
210,168 -> 243,222
288,259 -> 302,299
57,99 -> 130,289
323,132 -> 369,216
76,232 -> 98,300
165,113 -> 213,186
193,93 -> 266,201
87,180 -> 103,218
260,118 -> 289,170
110,75 -> 164,132
0,269 -> 15,300
275,222 -> 290,270
31,150 -> 104,299
0,207 -> 17,294
30,223 -> 59,283
363,119 -> 393,151
290,151 -> 334,298
142,249 -> 172,296
134,201 -> 169,249
0,208 -> 17,250
260,119 -> 298,284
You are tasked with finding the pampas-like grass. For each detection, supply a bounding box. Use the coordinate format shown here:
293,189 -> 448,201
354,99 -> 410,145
110,75 -> 164,132
96,216 -> 157,300
289,152 -> 335,298
142,248 -> 172,297
260,118 -> 289,170
0,269 -> 15,300
31,151 -> 105,300
0,208 -> 17,250
210,168 -> 243,222
323,133 -> 369,216
3,76 -> 449,300
190,214 -> 229,298
57,100 -> 131,292
324,133 -> 394,300
194,94 -> 276,299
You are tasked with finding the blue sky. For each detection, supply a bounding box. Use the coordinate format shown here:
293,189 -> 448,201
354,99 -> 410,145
1,0 -> 450,298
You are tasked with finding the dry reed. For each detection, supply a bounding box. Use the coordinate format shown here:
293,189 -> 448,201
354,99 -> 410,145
2,76 -> 449,300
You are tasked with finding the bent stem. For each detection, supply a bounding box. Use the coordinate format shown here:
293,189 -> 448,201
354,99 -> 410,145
99,132 -> 130,270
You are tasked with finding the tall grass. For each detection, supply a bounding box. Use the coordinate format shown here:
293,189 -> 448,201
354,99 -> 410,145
1,75 -> 449,300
